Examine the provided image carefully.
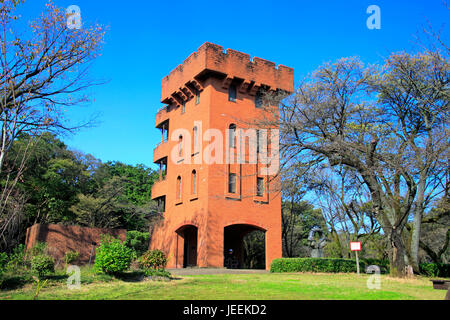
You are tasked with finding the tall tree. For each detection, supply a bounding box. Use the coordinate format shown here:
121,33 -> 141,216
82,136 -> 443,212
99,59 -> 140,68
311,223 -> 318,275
0,0 -> 106,171
0,0 -> 106,249
261,50 -> 448,276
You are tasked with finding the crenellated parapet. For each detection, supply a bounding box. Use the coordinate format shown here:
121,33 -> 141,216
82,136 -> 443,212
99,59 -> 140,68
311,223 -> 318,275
161,42 -> 294,106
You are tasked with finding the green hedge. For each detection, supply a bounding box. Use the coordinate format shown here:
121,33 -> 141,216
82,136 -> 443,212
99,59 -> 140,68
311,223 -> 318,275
270,258 -> 365,273
271,258 -> 450,277
419,263 -> 450,278
361,258 -> 390,274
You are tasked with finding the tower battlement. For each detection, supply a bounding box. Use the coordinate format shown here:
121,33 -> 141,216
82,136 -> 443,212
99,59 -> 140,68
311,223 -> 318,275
151,43 -> 289,270
161,42 -> 294,104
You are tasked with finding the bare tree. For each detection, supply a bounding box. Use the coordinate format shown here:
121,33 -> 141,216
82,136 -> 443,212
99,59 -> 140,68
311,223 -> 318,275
259,51 -> 448,276
0,0 -> 106,250
312,165 -> 381,258
0,0 -> 106,171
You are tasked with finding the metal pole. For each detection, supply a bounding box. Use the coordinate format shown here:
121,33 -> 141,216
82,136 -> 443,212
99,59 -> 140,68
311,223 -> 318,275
355,251 -> 360,276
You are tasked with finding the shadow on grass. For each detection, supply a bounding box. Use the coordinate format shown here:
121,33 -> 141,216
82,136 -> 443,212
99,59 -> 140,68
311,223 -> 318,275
0,273 -> 67,291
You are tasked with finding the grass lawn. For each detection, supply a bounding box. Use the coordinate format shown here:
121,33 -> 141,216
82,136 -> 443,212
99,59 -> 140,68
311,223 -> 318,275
0,270 -> 446,300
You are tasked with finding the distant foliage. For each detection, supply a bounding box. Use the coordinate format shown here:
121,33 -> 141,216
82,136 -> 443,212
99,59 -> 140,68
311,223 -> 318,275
270,258 -> 364,273
94,235 -> 136,274
0,252 -> 7,275
138,250 -> 167,271
125,231 -> 150,256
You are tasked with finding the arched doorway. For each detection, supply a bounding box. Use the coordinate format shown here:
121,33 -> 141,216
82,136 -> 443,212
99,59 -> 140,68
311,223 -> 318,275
224,224 -> 266,269
176,225 -> 198,268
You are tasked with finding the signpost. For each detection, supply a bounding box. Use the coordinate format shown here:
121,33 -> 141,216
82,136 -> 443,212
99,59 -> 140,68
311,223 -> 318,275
350,242 -> 361,276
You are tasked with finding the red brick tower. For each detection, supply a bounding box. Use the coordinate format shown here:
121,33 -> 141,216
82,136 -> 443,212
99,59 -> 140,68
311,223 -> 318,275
149,42 -> 294,270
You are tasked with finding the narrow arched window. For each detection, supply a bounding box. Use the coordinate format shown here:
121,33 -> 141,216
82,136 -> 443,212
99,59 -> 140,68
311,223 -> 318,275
228,84 -> 237,102
177,176 -> 182,200
193,126 -> 198,152
228,172 -> 237,194
195,89 -> 200,104
229,124 -> 236,148
179,135 -> 183,157
192,170 -> 197,194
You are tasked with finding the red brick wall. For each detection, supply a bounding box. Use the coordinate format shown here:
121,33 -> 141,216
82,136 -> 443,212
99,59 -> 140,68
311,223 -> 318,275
25,224 -> 127,265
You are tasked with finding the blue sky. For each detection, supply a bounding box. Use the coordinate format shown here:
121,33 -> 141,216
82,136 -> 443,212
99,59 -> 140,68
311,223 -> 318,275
16,0 -> 449,170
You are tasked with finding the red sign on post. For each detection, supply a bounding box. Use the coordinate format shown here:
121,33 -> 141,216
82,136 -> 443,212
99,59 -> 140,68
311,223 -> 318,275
350,242 -> 362,276
350,242 -> 361,251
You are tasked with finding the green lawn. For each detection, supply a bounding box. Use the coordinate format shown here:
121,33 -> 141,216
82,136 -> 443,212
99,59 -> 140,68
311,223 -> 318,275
0,271 -> 446,300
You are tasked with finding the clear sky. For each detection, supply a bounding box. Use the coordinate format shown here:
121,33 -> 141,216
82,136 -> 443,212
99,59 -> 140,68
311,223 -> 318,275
15,0 -> 449,170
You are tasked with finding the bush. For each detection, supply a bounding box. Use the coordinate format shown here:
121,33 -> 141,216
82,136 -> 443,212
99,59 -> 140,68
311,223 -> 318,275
64,251 -> 80,265
125,231 -> 150,256
27,242 -> 48,257
144,268 -> 172,279
94,235 -> 136,275
7,244 -> 27,271
31,255 -> 55,277
270,258 -> 364,273
138,249 -> 167,271
419,263 -> 450,278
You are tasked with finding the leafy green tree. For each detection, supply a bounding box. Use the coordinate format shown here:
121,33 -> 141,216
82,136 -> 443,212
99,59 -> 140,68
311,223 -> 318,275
94,161 -> 159,206
282,200 -> 325,257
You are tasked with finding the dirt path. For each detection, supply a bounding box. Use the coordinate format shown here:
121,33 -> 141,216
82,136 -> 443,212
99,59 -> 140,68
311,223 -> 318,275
167,268 -> 269,275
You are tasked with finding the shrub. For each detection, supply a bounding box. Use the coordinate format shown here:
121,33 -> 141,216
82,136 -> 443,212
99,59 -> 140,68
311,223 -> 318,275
7,244 -> 27,271
125,231 -> 150,256
64,251 -> 80,265
28,242 -> 48,257
270,258 -> 364,273
94,235 -> 136,275
31,255 -> 55,277
419,263 -> 450,278
144,269 -> 172,279
138,249 -> 167,271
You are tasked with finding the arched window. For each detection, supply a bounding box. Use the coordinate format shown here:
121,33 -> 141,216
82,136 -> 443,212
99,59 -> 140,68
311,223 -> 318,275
229,124 -> 236,148
228,84 -> 237,102
177,176 -> 182,200
178,135 -> 183,157
256,177 -> 264,197
255,90 -> 263,108
193,126 -> 198,152
195,88 -> 200,104
256,129 -> 260,154
192,170 -> 197,194
228,172 -> 237,194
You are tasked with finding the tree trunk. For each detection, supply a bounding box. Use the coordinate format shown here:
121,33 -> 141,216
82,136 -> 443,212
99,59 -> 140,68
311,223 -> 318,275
388,228 -> 407,277
410,177 -> 426,273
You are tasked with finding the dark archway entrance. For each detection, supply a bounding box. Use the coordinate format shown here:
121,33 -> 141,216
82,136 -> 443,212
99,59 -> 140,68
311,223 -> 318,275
224,224 -> 266,269
176,225 -> 198,267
